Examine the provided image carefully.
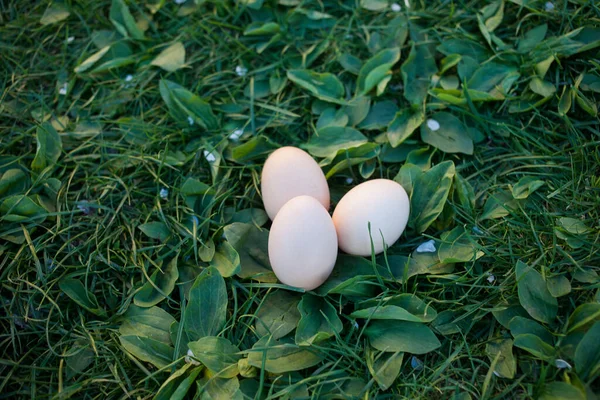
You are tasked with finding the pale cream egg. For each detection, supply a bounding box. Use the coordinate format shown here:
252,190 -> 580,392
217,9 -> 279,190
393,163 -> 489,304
268,196 -> 338,290
332,179 -> 410,256
261,147 -> 330,220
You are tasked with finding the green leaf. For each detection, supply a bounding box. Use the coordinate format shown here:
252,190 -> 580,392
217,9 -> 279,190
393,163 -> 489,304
539,382 -> 586,400
138,222 -> 170,242
209,241 -> 240,278
151,42 -> 186,72
393,163 -> 422,197
185,267 -> 227,341
244,22 -> 280,36
485,339 -> 516,378
516,261 -> 557,324
338,53 -> 362,75
492,304 -> 529,329
343,96 -> 371,126
513,334 -> 556,361
420,113 -> 473,155
229,136 -> 278,163
119,305 -> 175,344
134,257 -> 179,308
109,0 -> 144,40
32,122 -> 62,172
295,294 -> 343,345
511,176 -> 545,199
188,337 -> 241,378
401,43 -> 437,105
360,0 -> 388,11
154,364 -> 203,400
316,108 -> 348,131
223,223 -> 275,282
248,336 -> 323,373
575,90 -> 598,117
0,195 -> 47,222
315,255 -> 380,298
255,290 -> 301,340
119,335 -> 173,368
558,217 -> 592,235
351,305 -> 422,322
159,79 -> 218,130
366,348 -> 403,390
574,321 -> 600,381
438,226 -> 483,263
453,171 -> 475,212
287,69 -> 345,104
357,48 -> 400,95
529,77 -> 556,98
303,126 -> 367,158
59,277 -> 106,317
354,294 -> 437,323
198,376 -> 241,399
568,303 -> 600,333
546,276 -> 571,298
480,190 -> 521,220
508,316 -> 553,344
409,160 -> 455,233
387,108 -> 424,148
517,24 -> 548,53
0,169 -> 29,197
581,73 -> 600,93
558,86 -> 573,116
365,320 -> 441,354
40,5 -> 70,25
358,101 -> 399,130
467,62 -> 519,99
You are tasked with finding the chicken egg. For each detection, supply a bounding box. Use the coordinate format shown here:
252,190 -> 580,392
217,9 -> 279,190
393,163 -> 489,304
268,196 -> 338,290
261,147 -> 330,220
332,179 -> 410,256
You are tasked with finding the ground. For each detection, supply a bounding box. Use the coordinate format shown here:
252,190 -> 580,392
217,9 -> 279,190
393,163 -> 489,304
1,0 -> 599,399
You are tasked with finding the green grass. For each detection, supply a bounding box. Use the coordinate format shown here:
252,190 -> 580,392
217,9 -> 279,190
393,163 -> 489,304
1,0 -> 600,399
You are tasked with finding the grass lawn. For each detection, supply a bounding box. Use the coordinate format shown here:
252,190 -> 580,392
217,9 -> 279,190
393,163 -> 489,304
1,0 -> 600,398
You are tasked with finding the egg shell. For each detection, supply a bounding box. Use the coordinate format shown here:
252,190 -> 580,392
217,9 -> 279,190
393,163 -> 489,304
261,147 -> 330,220
268,196 -> 338,290
332,179 -> 410,256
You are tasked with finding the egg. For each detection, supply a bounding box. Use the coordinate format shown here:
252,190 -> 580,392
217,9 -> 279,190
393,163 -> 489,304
261,147 -> 330,220
268,196 -> 338,290
332,179 -> 410,256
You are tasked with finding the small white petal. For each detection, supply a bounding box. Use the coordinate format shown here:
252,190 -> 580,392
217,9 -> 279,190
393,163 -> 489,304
59,83 -> 68,95
427,119 -> 440,131
185,349 -> 200,365
353,321 -> 359,329
391,3 -> 401,12
125,74 -> 133,82
235,66 -> 248,77
67,36 -> 75,43
203,150 -> 216,163
159,188 -> 169,199
174,0 -> 186,4
345,177 -> 354,184
187,116 -> 194,126
555,359 -> 572,369
229,129 -> 243,140
493,371 -> 501,377
487,274 -> 496,283
404,0 -> 410,7
345,34 -> 353,39
545,1 -> 554,11
416,240 -> 436,253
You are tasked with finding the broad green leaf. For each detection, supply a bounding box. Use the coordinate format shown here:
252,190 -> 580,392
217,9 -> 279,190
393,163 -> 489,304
119,335 -> 173,368
119,305 -> 175,344
568,303 -> 600,333
557,217 -> 592,235
509,316 -> 553,344
223,223 -> 275,282
480,190 -> 521,220
354,293 -> 437,323
159,79 -> 218,130
365,320 -> 441,354
401,43 -> 437,105
485,339 -> 516,378
188,337 -> 241,378
518,24 -> 548,53
574,321 -> 600,381
248,336 -> 323,373
439,54 -> 462,75
516,261 -> 557,324
529,77 -> 556,98
492,304 -> 529,329
558,86 -> 573,116
40,5 -> 70,25
139,222 -> 170,242
134,257 -> 179,307
303,126 -> 367,158
185,267 -> 227,341
511,176 -> 545,199
229,136 -> 278,163
151,42 -> 186,72
338,53 -> 362,75
453,171 -> 475,212
322,142 -> 379,178
438,226 -> 483,263
110,0 -> 144,39
437,39 -> 489,63
393,163 -> 422,196
0,195 -> 47,222
287,70 -> 345,104
357,48 -> 401,95
575,90 -> 598,116
170,321 -> 191,359
198,376 -> 241,399
513,334 -> 556,361
244,22 -> 280,36
467,62 -> 519,99
387,108 -> 424,148
65,344 -> 95,376
315,255 -> 381,298
358,101 -> 399,130
539,382 -> 586,400
154,364 -> 203,400
343,96 -> 371,126
360,0 -> 388,10
230,208 -> 268,226
547,276 -> 571,298
366,348 -> 403,390
295,294 -> 343,345
572,268 -> 598,283
409,160 -> 455,233
0,169 -> 28,197
316,108 -> 348,131
405,147 -> 432,169
32,122 -> 62,172
59,277 -> 106,317
581,73 -> 600,93
421,113 -> 473,155
351,305 -> 422,322
255,290 -> 301,339
210,241 -> 240,277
